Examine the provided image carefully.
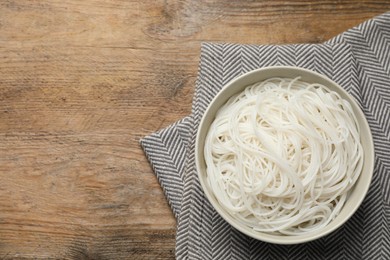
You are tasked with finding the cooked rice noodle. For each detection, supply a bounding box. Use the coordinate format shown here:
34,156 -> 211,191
204,77 -> 363,235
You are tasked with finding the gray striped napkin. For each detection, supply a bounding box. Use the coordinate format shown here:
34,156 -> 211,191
141,12 -> 390,259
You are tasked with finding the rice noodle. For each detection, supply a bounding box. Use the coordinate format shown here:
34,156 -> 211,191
204,77 -> 363,235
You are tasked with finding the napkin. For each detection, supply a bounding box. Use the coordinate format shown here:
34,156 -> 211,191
141,12 -> 390,259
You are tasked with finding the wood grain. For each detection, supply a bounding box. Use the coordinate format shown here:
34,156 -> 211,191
0,0 -> 389,258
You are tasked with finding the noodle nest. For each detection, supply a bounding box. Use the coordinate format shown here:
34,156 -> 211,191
204,77 -> 363,235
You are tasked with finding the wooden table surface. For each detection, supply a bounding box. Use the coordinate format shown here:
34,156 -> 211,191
0,1 -> 389,259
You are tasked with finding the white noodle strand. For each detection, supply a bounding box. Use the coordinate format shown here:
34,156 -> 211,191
204,77 -> 363,235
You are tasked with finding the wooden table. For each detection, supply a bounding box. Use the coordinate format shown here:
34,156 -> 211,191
0,1 -> 388,259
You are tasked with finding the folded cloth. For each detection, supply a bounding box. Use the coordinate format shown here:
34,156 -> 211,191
141,12 -> 390,260
141,116 -> 193,218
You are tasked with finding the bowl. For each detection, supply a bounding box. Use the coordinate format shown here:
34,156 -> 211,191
195,66 -> 375,244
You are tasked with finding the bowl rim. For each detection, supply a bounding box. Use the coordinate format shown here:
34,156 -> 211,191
195,65 -> 375,244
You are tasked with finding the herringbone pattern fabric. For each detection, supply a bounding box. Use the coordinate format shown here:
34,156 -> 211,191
140,117 -> 192,218
140,12 -> 390,260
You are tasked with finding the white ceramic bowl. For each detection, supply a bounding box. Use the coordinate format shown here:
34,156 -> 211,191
195,66 -> 375,244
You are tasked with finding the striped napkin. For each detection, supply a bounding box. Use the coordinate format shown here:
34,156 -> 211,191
141,12 -> 390,259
